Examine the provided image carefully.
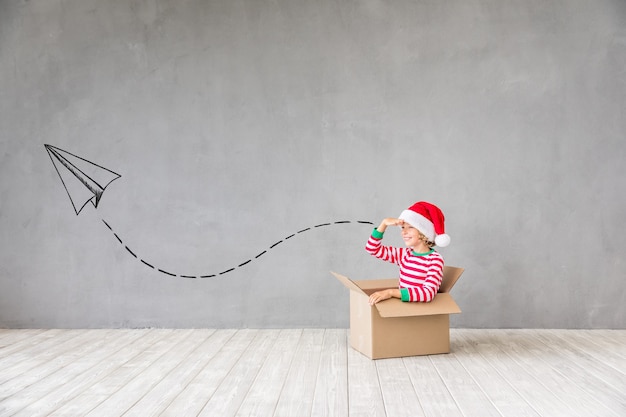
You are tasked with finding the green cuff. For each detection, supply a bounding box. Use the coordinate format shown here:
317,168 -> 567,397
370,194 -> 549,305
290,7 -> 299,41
371,228 -> 384,239
400,288 -> 410,302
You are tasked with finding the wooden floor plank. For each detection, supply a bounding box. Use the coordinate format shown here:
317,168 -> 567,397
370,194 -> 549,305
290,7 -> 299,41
554,329 -> 626,371
273,329 -> 325,417
376,357 -> 425,417
347,343 -> 386,417
112,329 -> 224,417
0,329 -> 50,350
402,355 -> 463,417
196,329 -> 279,417
159,329 -> 257,417
518,330 -> 625,416
5,329 -> 147,417
0,329 -> 83,379
0,329 -> 47,349
429,352 -> 502,417
592,329 -> 626,347
488,329 -> 611,417
120,329 -> 227,417
506,329 -> 624,417
452,329 -> 540,417
0,329 -> 115,400
46,329 -> 183,416
455,330 -> 574,417
83,329 -> 205,416
310,329 -> 349,417
0,329 -> 623,417
235,329 -> 302,417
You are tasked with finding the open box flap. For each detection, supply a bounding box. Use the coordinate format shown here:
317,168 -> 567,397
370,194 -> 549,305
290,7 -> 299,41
439,266 -> 465,293
353,278 -> 398,292
331,271 -> 365,295
374,293 -> 461,317
332,265 -> 465,315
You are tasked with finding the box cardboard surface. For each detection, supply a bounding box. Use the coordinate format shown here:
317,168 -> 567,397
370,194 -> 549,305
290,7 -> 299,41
332,266 -> 464,359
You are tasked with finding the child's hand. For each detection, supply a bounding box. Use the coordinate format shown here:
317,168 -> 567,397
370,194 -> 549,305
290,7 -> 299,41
369,289 -> 396,305
376,218 -> 404,234
382,218 -> 404,227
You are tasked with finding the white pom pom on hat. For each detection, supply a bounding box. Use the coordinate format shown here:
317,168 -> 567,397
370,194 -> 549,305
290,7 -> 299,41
398,201 -> 450,247
435,233 -> 450,247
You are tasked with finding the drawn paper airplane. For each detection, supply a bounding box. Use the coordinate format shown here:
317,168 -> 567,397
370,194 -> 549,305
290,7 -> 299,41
45,144 -> 121,215
43,143 -> 374,278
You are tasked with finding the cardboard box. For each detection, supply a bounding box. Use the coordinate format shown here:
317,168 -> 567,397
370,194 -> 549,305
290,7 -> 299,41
332,266 -> 464,359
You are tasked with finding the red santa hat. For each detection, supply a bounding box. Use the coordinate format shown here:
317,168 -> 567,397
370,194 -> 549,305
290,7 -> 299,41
399,201 -> 450,247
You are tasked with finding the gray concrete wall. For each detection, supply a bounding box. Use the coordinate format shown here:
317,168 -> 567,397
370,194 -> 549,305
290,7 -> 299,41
1,0 -> 625,329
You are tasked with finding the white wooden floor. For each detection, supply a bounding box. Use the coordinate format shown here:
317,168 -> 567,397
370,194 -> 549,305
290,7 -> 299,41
0,329 -> 624,417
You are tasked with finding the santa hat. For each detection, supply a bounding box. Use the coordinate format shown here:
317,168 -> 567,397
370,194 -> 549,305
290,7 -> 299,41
399,201 -> 450,247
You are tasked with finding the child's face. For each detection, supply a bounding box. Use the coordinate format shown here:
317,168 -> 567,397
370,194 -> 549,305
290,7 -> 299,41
400,223 -> 423,249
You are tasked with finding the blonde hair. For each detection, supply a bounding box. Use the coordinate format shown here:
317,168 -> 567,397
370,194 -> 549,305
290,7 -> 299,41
418,231 -> 435,248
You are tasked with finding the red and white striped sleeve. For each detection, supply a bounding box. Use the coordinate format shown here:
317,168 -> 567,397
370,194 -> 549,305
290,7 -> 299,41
365,230 -> 404,266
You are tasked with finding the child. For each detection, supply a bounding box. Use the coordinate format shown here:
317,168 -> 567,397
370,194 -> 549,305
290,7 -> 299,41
366,201 -> 450,305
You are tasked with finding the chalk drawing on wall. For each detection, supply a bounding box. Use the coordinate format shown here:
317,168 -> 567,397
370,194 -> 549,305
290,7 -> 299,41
101,218 -> 373,278
44,144 -> 373,278
44,144 -> 121,215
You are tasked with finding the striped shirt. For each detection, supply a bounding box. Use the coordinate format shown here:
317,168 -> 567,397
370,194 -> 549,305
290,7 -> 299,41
365,229 -> 444,302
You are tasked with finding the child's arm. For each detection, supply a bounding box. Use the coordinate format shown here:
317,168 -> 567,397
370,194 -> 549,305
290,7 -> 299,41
366,218 -> 406,305
399,260 -> 444,302
369,288 -> 401,305
365,218 -> 406,265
